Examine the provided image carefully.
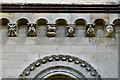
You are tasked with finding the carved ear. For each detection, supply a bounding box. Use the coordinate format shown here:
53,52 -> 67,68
112,24 -> 115,27
8,23 -> 11,26
66,24 -> 69,26
27,23 -> 29,25
93,23 -> 96,27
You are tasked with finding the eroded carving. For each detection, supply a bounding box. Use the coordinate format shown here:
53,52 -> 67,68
46,24 -> 56,37
66,24 -> 75,37
8,23 -> 17,37
86,24 -> 95,37
27,23 -> 37,37
105,24 -> 115,37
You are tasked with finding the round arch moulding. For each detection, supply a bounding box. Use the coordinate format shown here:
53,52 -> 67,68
19,55 -> 102,80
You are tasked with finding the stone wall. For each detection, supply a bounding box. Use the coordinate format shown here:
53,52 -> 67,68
1,13 -> 120,78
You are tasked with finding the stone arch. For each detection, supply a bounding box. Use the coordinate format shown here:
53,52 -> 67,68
55,19 -> 68,25
93,19 -> 106,30
16,18 -> 29,37
74,18 -> 87,37
55,19 -> 68,37
74,18 -> 87,26
113,19 -> 120,34
113,19 -> 120,26
36,18 -> 48,25
93,19 -> 106,37
19,55 -> 101,80
0,18 -> 10,31
0,18 -> 10,25
0,18 -> 10,37
45,74 -> 75,80
17,18 -> 29,26
35,18 -> 48,37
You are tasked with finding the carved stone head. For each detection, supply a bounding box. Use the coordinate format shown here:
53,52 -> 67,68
8,23 -> 17,37
27,23 -> 37,37
86,24 -> 95,37
106,24 -> 115,37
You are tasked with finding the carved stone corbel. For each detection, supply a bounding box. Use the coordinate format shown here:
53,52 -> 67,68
86,24 -> 95,37
27,23 -> 37,37
46,24 -> 56,37
8,23 -> 17,37
105,24 -> 115,37
66,24 -> 75,37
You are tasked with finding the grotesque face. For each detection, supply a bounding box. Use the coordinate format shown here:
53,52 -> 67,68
66,24 -> 75,37
28,23 -> 37,37
86,24 -> 95,37
87,27 -> 94,34
8,23 -> 17,37
9,27 -> 16,31
28,26 -> 36,32
106,24 -> 114,37
68,27 -> 74,33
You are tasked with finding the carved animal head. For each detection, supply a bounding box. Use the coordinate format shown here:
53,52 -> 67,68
46,24 -> 56,37
47,24 -> 56,32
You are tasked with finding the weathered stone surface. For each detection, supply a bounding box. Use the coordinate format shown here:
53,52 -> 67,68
1,12 -> 119,78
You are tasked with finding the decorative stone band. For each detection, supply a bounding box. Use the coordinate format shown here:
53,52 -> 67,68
19,55 -> 101,80
2,4 -> 120,13
6,23 -> 116,37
